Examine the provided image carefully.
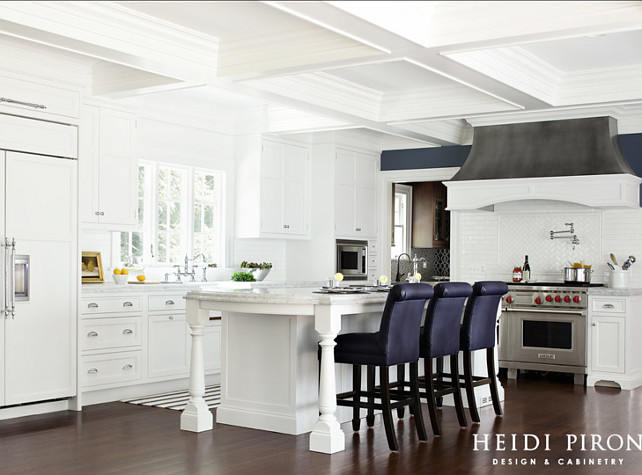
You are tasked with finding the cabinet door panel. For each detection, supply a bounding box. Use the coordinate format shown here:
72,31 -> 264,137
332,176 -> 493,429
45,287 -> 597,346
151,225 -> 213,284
149,314 -> 189,379
355,184 -> 376,236
591,316 -> 625,373
335,183 -> 355,236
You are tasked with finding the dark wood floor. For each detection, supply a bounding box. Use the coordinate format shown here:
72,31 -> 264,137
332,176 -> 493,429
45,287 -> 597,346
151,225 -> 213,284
1,372 -> 641,474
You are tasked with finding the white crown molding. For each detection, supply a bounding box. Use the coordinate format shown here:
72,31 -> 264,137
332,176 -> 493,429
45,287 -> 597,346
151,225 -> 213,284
0,2 -> 218,83
380,84 -> 520,122
444,47 -> 562,106
558,65 -> 642,106
244,71 -> 382,121
388,119 -> 472,146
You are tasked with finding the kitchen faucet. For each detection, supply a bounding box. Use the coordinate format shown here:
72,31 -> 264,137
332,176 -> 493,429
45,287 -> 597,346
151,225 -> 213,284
173,253 -> 205,282
395,253 -> 411,282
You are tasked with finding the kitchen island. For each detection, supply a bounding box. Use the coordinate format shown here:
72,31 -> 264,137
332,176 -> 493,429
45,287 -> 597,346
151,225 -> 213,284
180,285 -> 389,454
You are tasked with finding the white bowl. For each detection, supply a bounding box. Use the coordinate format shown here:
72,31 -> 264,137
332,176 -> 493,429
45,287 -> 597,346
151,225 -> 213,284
113,274 -> 129,285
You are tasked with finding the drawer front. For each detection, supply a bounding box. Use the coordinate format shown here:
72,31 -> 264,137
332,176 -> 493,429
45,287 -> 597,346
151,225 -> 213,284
82,351 -> 142,388
81,317 -> 142,351
591,298 -> 626,314
149,294 -> 186,312
81,296 -> 142,314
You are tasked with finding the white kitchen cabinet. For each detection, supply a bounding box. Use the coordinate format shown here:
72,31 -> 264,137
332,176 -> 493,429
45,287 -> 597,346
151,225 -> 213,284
236,139 -> 310,239
148,313 -> 189,379
0,73 -> 80,120
1,150 -> 77,407
335,149 -> 377,238
587,294 -> 642,390
79,103 -> 138,229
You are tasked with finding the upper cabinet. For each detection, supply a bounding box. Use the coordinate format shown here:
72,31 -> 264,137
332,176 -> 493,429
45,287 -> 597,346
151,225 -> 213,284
411,181 -> 450,249
236,139 -> 311,239
0,73 -> 80,121
335,149 -> 377,238
79,103 -> 138,230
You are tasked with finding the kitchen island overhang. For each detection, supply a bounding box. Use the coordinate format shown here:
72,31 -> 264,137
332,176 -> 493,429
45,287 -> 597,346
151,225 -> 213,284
181,285 -> 389,454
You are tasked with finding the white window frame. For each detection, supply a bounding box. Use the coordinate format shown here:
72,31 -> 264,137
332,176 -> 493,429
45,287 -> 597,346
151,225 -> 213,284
391,183 -> 412,259
115,160 -> 226,269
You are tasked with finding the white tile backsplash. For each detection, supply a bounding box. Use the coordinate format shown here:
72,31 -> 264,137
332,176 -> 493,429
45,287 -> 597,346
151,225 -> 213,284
453,202 -> 642,287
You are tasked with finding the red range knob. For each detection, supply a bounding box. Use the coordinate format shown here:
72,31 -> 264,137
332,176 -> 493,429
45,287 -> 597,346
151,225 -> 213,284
554,296 -> 562,303
573,296 -> 580,303
506,296 -> 513,303
545,295 -> 553,302
534,297 -> 542,304
564,295 -> 571,303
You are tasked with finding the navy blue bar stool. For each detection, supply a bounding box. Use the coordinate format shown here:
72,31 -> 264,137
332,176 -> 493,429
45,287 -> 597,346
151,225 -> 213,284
460,281 -> 508,422
333,283 -> 433,451
419,282 -> 472,436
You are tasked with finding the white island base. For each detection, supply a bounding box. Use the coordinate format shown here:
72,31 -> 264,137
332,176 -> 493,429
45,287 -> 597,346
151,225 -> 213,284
180,286 -> 387,454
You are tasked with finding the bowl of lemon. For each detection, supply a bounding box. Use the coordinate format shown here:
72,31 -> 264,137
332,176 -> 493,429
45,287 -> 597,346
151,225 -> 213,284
113,268 -> 130,284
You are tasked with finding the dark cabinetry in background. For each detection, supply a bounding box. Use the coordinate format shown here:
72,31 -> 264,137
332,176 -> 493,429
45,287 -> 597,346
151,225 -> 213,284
411,181 -> 449,249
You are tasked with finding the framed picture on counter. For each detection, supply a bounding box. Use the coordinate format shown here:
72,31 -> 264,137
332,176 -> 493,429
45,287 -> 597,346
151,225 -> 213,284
82,252 -> 104,283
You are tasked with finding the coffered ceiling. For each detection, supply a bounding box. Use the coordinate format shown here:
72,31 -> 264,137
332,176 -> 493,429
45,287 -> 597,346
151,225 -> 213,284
1,1 -> 641,149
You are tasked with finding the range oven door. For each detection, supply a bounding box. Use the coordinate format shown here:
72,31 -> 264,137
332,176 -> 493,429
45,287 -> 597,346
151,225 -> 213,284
499,308 -> 586,369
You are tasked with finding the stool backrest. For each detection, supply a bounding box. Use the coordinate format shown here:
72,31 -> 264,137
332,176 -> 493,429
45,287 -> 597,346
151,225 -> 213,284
461,281 -> 509,351
378,283 -> 434,365
421,282 -> 473,358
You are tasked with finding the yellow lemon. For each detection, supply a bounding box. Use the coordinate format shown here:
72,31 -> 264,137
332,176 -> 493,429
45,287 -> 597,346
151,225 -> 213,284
137,274 -> 145,282
333,272 -> 344,282
121,268 -> 129,275
113,268 -> 121,275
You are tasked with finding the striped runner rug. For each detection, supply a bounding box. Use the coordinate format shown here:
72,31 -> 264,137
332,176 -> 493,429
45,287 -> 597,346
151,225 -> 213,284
121,385 -> 221,411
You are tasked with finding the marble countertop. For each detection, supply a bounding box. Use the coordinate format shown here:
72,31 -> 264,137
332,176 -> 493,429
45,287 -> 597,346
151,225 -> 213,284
185,285 -> 391,305
588,287 -> 642,296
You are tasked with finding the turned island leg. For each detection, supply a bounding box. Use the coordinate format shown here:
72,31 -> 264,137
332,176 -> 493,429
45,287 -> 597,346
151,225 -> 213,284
181,299 -> 213,432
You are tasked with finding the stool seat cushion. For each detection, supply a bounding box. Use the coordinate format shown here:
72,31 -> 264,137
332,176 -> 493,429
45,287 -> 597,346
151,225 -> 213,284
335,332 -> 385,366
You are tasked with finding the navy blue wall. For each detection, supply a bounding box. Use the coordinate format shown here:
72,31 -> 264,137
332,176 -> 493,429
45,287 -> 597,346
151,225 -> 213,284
381,133 -> 642,174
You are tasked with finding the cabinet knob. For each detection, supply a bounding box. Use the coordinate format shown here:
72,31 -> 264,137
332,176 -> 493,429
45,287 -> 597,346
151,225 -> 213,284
356,227 -> 362,232
100,212 -> 105,216
88,368 -> 98,374
165,300 -> 174,306
123,301 -> 133,307
123,329 -> 133,335
87,331 -> 98,337
88,302 -> 99,308
95,211 -> 100,216
122,364 -> 133,371
169,315 -> 174,320
592,323 -> 596,326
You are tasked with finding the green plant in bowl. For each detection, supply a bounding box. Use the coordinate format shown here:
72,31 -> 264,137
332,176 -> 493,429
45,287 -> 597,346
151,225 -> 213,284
231,271 -> 256,282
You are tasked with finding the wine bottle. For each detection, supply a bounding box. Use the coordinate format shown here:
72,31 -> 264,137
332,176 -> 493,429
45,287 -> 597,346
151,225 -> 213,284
522,255 -> 531,281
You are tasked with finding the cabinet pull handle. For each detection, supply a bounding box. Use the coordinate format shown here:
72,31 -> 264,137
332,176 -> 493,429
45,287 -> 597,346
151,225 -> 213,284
592,323 -> 597,326
123,329 -> 133,335
122,364 -> 133,371
602,304 -> 615,309
88,303 -> 99,308
88,368 -> 98,374
123,301 -> 133,307
165,300 -> 174,306
87,331 -> 98,337
0,97 -> 46,110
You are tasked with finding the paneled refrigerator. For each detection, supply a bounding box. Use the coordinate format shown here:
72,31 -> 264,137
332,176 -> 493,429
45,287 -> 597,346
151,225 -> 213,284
0,146 -> 77,407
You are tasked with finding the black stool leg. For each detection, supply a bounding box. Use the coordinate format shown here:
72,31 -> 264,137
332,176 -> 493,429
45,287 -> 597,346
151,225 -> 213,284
463,350 -> 480,423
436,356 -> 444,407
409,361 -> 427,441
487,347 -> 503,416
366,365 -> 375,427
450,354 -> 468,428
380,366 -> 398,451
424,357 -> 441,436
396,363 -> 406,418
352,364 -> 362,431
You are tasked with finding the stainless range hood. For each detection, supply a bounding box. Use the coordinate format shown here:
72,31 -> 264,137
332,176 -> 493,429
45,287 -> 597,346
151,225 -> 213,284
445,117 -> 641,210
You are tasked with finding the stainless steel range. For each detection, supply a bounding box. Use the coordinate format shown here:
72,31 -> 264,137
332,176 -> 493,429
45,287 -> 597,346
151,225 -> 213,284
499,282 -> 603,385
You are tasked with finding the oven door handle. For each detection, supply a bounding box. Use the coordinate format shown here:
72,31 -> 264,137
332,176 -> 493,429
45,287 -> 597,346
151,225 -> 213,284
503,307 -> 586,316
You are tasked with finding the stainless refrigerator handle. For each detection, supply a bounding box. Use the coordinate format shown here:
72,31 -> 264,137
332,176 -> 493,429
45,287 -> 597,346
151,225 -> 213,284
2,238 -> 7,318
10,238 -> 16,318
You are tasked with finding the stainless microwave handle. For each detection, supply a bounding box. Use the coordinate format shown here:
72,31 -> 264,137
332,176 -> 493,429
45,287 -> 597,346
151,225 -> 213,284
503,307 -> 586,316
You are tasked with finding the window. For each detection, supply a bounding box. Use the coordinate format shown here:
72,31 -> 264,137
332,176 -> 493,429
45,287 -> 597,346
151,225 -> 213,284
118,161 -> 224,267
391,184 -> 412,259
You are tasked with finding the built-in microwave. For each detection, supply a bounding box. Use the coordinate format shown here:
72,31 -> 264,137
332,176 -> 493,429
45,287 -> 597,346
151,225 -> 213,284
336,240 -> 367,280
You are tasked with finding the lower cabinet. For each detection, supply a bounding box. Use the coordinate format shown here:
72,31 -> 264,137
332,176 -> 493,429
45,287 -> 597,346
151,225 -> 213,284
81,291 -> 221,399
587,294 -> 642,390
